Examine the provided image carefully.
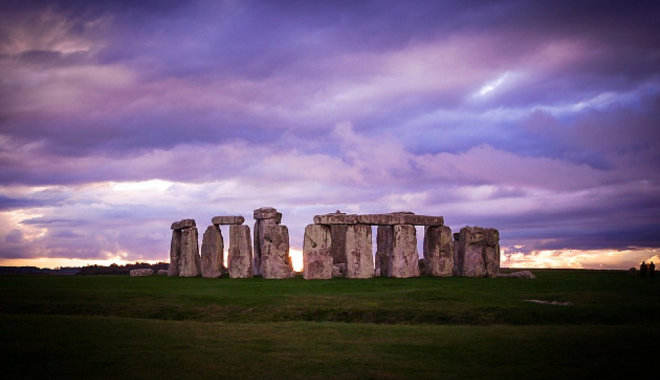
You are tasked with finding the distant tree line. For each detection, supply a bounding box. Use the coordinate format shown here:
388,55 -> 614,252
78,262 -> 168,275
1,262 -> 168,275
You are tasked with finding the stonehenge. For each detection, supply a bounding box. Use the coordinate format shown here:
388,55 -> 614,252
228,225 -> 253,278
344,224 -> 374,278
200,225 -> 224,278
453,227 -> 500,277
421,226 -> 454,276
169,219 -> 201,277
253,207 -> 283,276
303,224 -> 332,279
167,209 -> 500,280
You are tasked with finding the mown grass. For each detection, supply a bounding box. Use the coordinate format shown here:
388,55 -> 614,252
1,270 -> 659,324
1,270 -> 659,379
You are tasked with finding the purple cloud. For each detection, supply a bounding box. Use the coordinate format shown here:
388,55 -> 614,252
1,0 -> 659,269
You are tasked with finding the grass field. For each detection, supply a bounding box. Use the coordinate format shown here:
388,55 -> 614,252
1,270 -> 659,379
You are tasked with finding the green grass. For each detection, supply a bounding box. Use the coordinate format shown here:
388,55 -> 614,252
1,270 -> 659,379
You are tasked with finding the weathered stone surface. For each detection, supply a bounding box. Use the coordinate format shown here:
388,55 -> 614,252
303,224 -> 332,280
228,225 -> 253,278
498,270 -> 536,279
453,226 -> 500,277
171,218 -> 196,230
253,218 -> 281,276
252,207 -> 282,276
357,213 -> 443,226
331,225 -> 347,264
422,226 -> 453,276
157,269 -> 168,275
390,224 -> 420,278
262,225 -> 294,279
201,225 -> 224,278
313,214 -> 358,225
179,227 -> 201,277
332,263 -> 347,277
344,224 -> 374,279
375,226 -> 393,277
168,230 -> 181,277
211,215 -> 245,225
253,207 -> 282,221
130,268 -> 153,276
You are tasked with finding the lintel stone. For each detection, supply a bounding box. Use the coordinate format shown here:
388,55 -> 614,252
313,214 -> 358,225
253,207 -> 282,222
211,215 -> 245,225
171,218 -> 196,230
357,213 -> 443,226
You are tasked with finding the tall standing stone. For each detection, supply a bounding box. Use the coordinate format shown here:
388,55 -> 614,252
375,226 -> 393,277
303,224 -> 332,280
421,226 -> 454,276
168,229 -> 182,277
344,224 -> 374,279
331,224 -> 347,265
179,226 -> 201,277
228,224 -> 253,278
390,224 -> 420,278
262,225 -> 294,279
201,225 -> 224,278
253,207 -> 282,276
453,226 -> 500,277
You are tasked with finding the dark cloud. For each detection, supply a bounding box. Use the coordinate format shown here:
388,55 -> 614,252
1,0 -> 659,267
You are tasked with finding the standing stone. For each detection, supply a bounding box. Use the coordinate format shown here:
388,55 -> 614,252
228,225 -> 253,278
453,226 -> 500,277
168,229 -> 182,277
375,226 -> 393,277
303,224 -> 332,280
179,226 -> 201,277
201,225 -> 224,278
253,207 -> 282,276
331,225 -> 347,264
390,224 -> 420,278
262,225 -> 294,279
344,224 -> 374,279
422,226 -> 453,276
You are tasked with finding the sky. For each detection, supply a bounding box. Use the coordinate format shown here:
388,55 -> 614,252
1,0 -> 659,270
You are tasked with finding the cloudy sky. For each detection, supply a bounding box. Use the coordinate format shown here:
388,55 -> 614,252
1,0 -> 659,270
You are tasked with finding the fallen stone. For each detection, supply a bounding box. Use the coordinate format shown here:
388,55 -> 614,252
200,225 -> 224,278
332,263 -> 347,277
422,226 -> 453,276
179,227 -> 201,277
453,226 -> 500,277
524,299 -> 572,306
228,224 -> 253,278
375,226 -> 393,277
253,207 -> 282,221
331,224 -> 347,264
344,224 -> 374,279
303,224 -> 332,280
157,269 -> 168,275
168,230 -> 182,277
130,268 -> 153,277
390,224 -> 420,278
171,218 -> 196,230
211,215 -> 245,225
262,225 -> 294,279
498,270 -> 536,279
